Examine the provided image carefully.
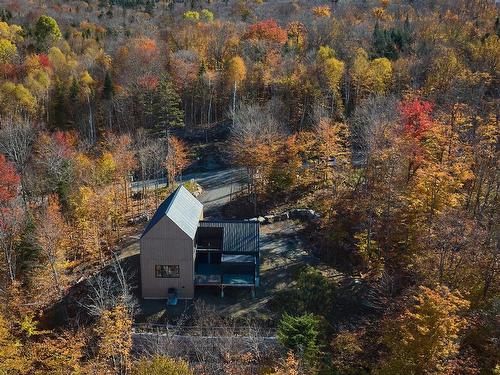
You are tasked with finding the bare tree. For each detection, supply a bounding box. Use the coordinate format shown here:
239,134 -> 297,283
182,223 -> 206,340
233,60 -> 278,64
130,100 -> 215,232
350,95 -> 399,163
34,196 -> 68,299
82,256 -> 138,318
0,117 -> 36,203
228,101 -> 287,214
0,204 -> 24,284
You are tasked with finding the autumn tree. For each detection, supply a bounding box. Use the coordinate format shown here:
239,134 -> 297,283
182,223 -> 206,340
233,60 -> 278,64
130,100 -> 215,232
165,136 -> 189,186
229,103 -> 285,213
0,312 -> 27,374
350,49 -> 392,107
268,135 -> 301,198
377,286 -> 470,374
269,351 -> 302,375
30,329 -> 86,374
0,153 -> 19,205
70,184 -> 118,263
243,19 -> 287,45
0,154 -> 22,284
132,356 -> 193,375
317,46 -> 345,118
226,56 -> 247,115
0,38 -> 16,64
286,21 -> 307,53
0,82 -> 36,116
106,134 -> 136,211
34,195 -> 69,300
312,6 -> 331,18
330,330 -> 364,374
94,304 -> 132,374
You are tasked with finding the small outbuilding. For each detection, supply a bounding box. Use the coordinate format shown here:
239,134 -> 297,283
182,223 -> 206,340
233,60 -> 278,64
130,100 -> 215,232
140,185 -> 260,300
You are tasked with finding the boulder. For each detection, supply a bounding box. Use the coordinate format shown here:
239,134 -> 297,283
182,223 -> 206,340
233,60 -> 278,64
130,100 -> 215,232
127,213 -> 149,225
278,212 -> 290,221
264,215 -> 275,224
290,208 -> 308,219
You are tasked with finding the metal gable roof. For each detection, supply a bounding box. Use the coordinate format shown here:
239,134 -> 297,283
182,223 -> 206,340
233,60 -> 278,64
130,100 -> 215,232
141,185 -> 203,239
198,221 -> 259,254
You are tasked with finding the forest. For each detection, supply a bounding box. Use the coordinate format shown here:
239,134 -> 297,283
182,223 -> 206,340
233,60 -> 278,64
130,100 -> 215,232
0,0 -> 498,374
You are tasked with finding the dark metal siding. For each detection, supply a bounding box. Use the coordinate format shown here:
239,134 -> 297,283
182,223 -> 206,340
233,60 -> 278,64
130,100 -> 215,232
198,221 -> 259,254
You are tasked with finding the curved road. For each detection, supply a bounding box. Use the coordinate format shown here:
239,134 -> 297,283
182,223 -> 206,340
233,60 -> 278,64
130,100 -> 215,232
130,166 -> 247,219
185,168 -> 247,218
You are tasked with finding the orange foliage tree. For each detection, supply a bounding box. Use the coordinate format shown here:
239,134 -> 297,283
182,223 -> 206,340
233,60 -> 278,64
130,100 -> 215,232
165,135 -> 189,186
244,19 -> 288,45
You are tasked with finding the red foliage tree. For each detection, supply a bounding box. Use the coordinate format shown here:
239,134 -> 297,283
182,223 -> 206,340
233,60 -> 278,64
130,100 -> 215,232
0,154 -> 20,205
137,74 -> 159,90
38,53 -> 51,69
399,99 -> 434,140
53,131 -> 77,158
133,37 -> 160,66
244,19 -> 288,45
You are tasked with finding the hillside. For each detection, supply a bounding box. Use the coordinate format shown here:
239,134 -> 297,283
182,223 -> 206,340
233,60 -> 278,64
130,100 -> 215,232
0,0 -> 498,374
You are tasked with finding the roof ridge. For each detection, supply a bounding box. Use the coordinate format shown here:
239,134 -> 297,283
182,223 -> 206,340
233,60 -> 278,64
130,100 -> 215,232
199,219 -> 259,224
164,185 -> 183,216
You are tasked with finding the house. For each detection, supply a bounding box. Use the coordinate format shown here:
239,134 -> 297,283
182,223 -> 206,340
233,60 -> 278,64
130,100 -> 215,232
140,185 -> 260,300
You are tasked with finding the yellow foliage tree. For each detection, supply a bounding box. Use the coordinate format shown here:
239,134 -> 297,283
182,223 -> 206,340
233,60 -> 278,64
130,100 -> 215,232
94,304 -> 132,374
369,57 -> 392,93
0,38 -> 17,63
165,136 -> 190,186
269,351 -> 302,375
227,56 -> 247,87
424,48 -> 470,96
351,49 -> 392,100
29,330 -> 86,375
0,312 -> 27,374
48,47 -> 78,83
312,6 -> 331,18
132,356 -> 193,375
70,185 -> 117,262
377,286 -> 470,374
317,47 -> 345,116
97,152 -> 117,186
0,81 -> 36,116
0,21 -> 23,43
227,56 -> 247,114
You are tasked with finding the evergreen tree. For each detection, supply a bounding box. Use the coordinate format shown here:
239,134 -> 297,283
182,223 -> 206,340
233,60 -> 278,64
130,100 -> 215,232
69,77 -> 80,101
277,313 -> 321,367
372,22 -> 386,57
51,82 -> 68,130
34,15 -> 62,51
372,19 -> 412,60
102,72 -> 114,100
152,74 -> 184,136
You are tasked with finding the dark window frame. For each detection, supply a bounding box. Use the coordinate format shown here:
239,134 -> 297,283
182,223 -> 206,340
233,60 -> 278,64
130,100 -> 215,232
155,265 -> 180,278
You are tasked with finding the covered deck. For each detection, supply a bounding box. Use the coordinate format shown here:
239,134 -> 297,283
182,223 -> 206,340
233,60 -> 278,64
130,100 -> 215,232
194,220 -> 260,297
195,258 -> 256,297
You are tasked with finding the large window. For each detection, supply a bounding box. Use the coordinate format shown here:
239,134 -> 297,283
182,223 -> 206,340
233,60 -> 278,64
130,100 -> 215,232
155,265 -> 180,278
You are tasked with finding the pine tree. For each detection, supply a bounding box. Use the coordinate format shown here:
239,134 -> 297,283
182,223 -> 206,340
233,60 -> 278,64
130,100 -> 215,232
151,74 -> 184,136
69,77 -> 80,101
277,313 -> 321,368
372,22 -> 386,58
102,72 -> 114,100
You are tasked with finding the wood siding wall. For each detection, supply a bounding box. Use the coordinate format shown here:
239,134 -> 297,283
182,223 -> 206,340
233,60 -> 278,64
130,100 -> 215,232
140,216 -> 195,299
